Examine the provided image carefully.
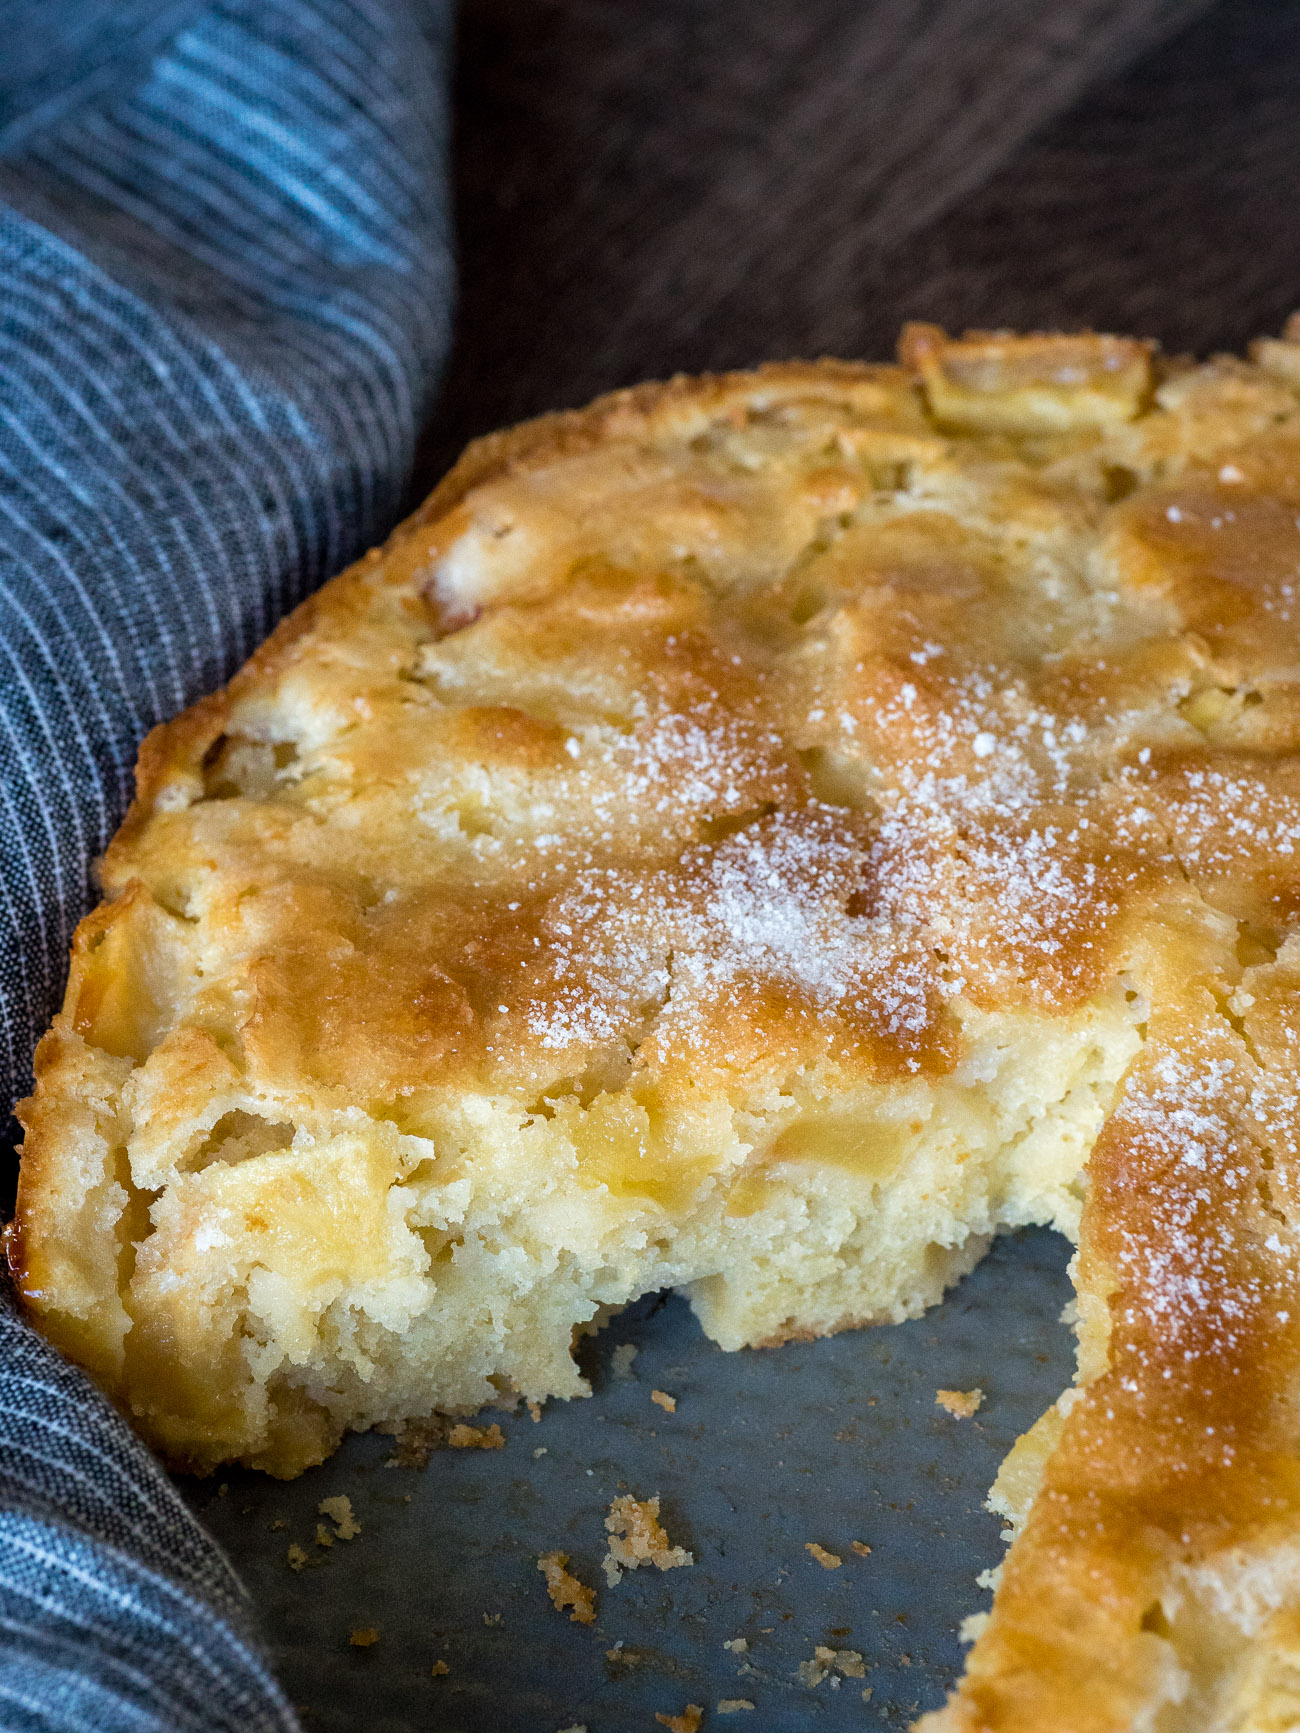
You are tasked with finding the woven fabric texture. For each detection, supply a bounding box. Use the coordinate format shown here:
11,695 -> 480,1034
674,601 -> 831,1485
0,0 -> 453,1123
0,1 -> 449,1726
0,1292 -> 299,1731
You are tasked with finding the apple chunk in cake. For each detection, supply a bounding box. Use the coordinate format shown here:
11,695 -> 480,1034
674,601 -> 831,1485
18,322 -> 1300,1730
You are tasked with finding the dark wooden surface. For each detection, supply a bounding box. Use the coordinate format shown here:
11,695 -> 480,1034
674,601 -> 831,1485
419,0 -> 1300,485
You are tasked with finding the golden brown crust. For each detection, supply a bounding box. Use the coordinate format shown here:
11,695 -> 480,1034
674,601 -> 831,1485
20,332 -> 1300,1725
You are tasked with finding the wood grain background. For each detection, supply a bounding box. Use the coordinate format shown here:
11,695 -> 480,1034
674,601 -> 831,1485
419,0 -> 1300,483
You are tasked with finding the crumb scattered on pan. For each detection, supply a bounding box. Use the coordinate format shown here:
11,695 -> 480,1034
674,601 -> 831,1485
611,1343 -> 638,1379
655,1705 -> 703,1733
483,1612 -> 503,1627
850,1540 -> 872,1557
533,1446 -> 548,1458
538,1551 -> 597,1625
603,1494 -> 693,1585
805,1542 -> 841,1570
798,1648 -> 835,1688
218,1483 -> 228,1497
449,1422 -> 506,1449
349,1628 -> 379,1648
315,1524 -> 334,1549
718,1702 -> 755,1715
798,1646 -> 865,1687
384,1415 -> 446,1469
556,1724 -> 588,1733
723,1637 -> 748,1653
271,1518 -> 285,1531
935,1388 -> 983,1418
651,1389 -> 677,1413
528,1400 -> 544,1423
862,1687 -> 873,1702
287,1543 -> 308,1572
431,1660 -> 449,1677
318,1494 -> 361,1539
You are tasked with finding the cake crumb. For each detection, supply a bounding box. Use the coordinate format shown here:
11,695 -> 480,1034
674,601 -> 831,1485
318,1495 -> 361,1539
271,1519 -> 286,1531
533,1446 -> 548,1458
448,1422 -> 505,1449
798,1646 -> 864,1687
349,1628 -> 379,1648
603,1494 -> 693,1584
935,1388 -> 983,1418
287,1543 -> 308,1572
805,1542 -> 842,1570
431,1660 -> 449,1677
538,1551 -> 597,1625
655,1706 -> 702,1733
799,1647 -> 837,1687
528,1400 -> 544,1423
483,1612 -> 503,1626
850,1541 -> 872,1557
723,1637 -> 748,1653
718,1702 -> 755,1715
651,1389 -> 677,1413
611,1343 -> 638,1379
384,1416 -> 445,1470
314,1524 -> 334,1549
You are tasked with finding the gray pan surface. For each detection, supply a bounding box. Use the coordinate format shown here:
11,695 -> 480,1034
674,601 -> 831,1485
190,1225 -> 1075,1732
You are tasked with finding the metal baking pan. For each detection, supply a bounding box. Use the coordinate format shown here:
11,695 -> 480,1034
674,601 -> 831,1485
192,1226 -> 1073,1731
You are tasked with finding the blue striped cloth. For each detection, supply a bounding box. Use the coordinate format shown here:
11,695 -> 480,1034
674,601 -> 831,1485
0,1 -> 451,1724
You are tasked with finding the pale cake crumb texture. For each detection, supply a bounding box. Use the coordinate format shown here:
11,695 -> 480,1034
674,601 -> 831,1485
317,1493 -> 360,1538
805,1541 -> 842,1569
799,1645 -> 866,1687
602,1493 -> 693,1585
537,1551 -> 596,1625
447,1422 -> 504,1450
19,324 -> 1300,1729
935,1387 -> 984,1418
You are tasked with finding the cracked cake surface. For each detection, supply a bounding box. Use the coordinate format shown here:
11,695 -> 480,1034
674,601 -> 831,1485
16,321 -> 1300,1728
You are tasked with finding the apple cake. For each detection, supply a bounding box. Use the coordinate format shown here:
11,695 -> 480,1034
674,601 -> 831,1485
17,320 -> 1300,1730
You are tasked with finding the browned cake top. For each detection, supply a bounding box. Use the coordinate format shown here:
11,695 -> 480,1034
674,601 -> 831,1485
71,333 -> 1300,1109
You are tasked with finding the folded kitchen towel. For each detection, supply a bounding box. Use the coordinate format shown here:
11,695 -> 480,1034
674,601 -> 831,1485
0,1290 -> 300,1730
0,0 -> 450,1725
